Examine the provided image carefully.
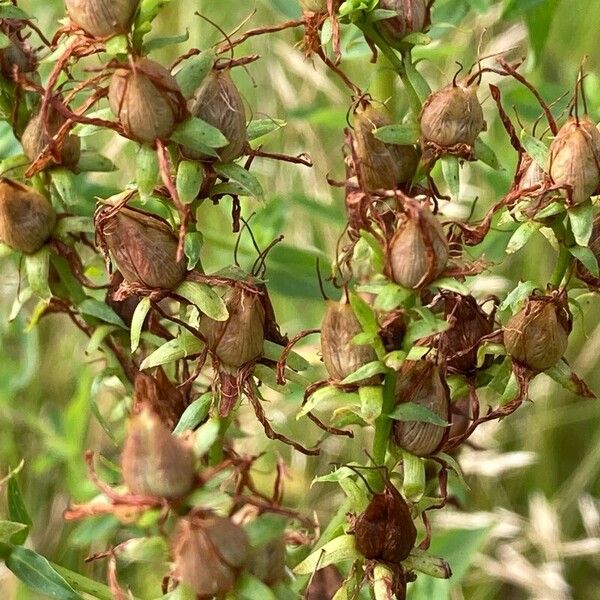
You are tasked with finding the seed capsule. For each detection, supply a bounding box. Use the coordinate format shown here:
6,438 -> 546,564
96,205 -> 187,289
305,566 -> 344,600
21,107 -> 81,167
172,512 -> 249,598
65,0 -> 138,38
121,406 -> 196,498
576,215 -> 600,287
387,201 -> 449,289
321,299 -> 379,384
378,309 -> 407,353
548,115 -> 600,205
504,293 -> 571,371
353,103 -> 419,191
188,69 -> 247,162
0,178 -> 56,253
354,486 -> 417,563
300,0 -> 328,11
248,537 -> 287,586
420,81 -> 486,153
109,58 -> 186,144
392,360 -> 450,456
199,285 -> 265,368
375,0 -> 428,43
0,37 -> 36,78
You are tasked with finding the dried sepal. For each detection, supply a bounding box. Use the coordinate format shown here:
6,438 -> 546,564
392,360 -> 450,456
65,0 -> 138,38
504,292 -> 571,371
0,177 -> 56,253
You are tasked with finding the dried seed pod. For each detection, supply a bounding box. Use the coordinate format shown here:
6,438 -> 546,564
548,115 -> 600,205
354,485 -> 417,563
121,406 -> 196,498
248,537 -> 287,586
305,566 -> 344,600
0,178 -> 56,253
576,215 -> 600,287
378,309 -> 407,353
321,299 -> 379,384
420,81 -> 486,152
199,285 -> 265,368
375,0 -> 428,43
392,360 -> 450,456
96,205 -> 187,289
387,201 -> 449,289
109,58 -> 186,144
21,106 -> 81,167
65,0 -> 138,38
504,293 -> 571,371
187,69 -> 247,162
353,103 -> 419,191
172,512 -> 249,598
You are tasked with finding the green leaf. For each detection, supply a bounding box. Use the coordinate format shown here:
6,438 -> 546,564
349,293 -> 379,335
374,283 -> 409,311
403,547 -> 452,579
402,32 -> 431,45
506,221 -> 541,254
130,297 -> 151,353
132,0 -> 174,47
175,280 -> 228,321
176,160 -> 203,204
359,385 -> 383,423
569,201 -> 594,247
50,168 -> 77,206
341,361 -> 387,385
172,117 -> 228,151
520,130 -> 548,170
474,138 -> 501,170
5,546 -> 83,600
76,151 -> 115,173
441,156 -> 460,198
546,359 -> 595,398
570,245 -> 599,277
403,56 -> 432,103
235,573 -> 277,600
213,163 -> 264,200
293,535 -> 359,575
373,123 -> 420,145
140,332 -> 203,370
173,393 -> 212,434
104,34 -> 128,57
499,280 -> 537,312
247,119 -> 286,141
389,402 -> 448,426
79,299 -> 126,328
402,451 -> 425,501
263,340 -> 310,372
524,0 -> 560,65
0,5 -> 30,19
143,31 -> 189,54
184,232 -> 204,270
175,51 -> 215,99
0,522 -> 27,544
136,144 -> 159,197
430,277 -> 469,295
193,418 -> 220,457
24,248 -> 51,299
7,476 -> 31,545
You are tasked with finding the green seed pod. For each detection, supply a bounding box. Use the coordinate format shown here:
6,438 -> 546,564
420,81 -> 486,150
392,360 -> 450,456
21,107 -> 81,167
375,0 -> 428,43
199,285 -> 265,368
387,202 -> 449,289
321,299 -> 379,384
353,103 -> 419,191
109,58 -> 186,144
96,205 -> 187,289
121,406 -> 196,498
0,178 -> 56,253
172,512 -> 249,599
548,115 -> 600,205
187,69 -> 247,162
65,0 -> 138,38
504,294 -> 571,371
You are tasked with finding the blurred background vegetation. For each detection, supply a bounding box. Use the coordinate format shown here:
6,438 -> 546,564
2,0 -> 600,598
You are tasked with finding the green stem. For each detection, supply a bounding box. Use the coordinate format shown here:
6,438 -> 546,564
550,245 -> 572,288
370,371 -> 397,492
52,564 -> 115,600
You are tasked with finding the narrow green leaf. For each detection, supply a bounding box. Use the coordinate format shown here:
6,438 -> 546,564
506,221 -> 541,254
50,168 -> 77,206
79,299 -> 126,328
76,151 -> 115,173
130,297 -> 151,353
172,117 -> 228,151
140,332 -> 203,370
24,248 -> 51,299
359,385 -> 383,423
499,280 -> 537,312
403,548 -> 452,579
569,201 -> 594,247
373,123 -> 420,145
184,232 -> 204,270
193,418 -> 220,457
175,280 -> 228,321
214,163 -> 263,199
143,31 -> 189,54
7,476 -> 32,545
0,522 -> 27,544
175,51 -> 215,99
520,130 -> 548,170
176,160 -> 203,204
246,119 -> 286,141
235,573 -> 277,600
293,535 -> 359,575
474,138 -> 501,170
341,361 -> 387,385
136,145 -> 159,197
402,451 -> 425,501
173,393 -> 213,434
388,402 -> 449,426
263,339 -> 310,372
441,155 -> 460,198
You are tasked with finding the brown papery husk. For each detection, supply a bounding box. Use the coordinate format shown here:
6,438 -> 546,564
172,511 -> 249,599
420,81 -> 486,149
97,205 -> 186,289
386,200 -> 449,289
353,103 -> 419,191
548,115 -> 600,205
378,309 -> 407,352
392,360 -> 450,456
65,0 -> 138,38
199,285 -> 266,368
576,215 -> 600,287
109,58 -> 186,144
0,177 -> 56,254
354,487 -> 417,563
375,0 -> 428,42
504,293 -> 571,372
187,69 -> 247,162
321,299 -> 380,384
121,405 -> 196,498
21,106 -> 81,167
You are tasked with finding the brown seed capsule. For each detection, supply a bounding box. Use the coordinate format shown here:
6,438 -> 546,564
576,215 -> 600,287
21,107 -> 81,167
172,512 -> 249,598
305,566 -> 344,600
387,201 -> 449,289
375,0 -> 428,43
354,486 -> 417,563
188,70 -> 247,162
321,299 -> 379,384
548,115 -> 600,205
0,37 -> 36,78
96,205 -> 187,289
109,58 -> 186,144
199,285 -> 265,368
65,0 -> 138,38
121,406 -> 196,498
504,293 -> 571,371
300,0 -> 328,11
353,103 -> 419,192
248,536 -> 287,586
420,81 -> 486,152
0,178 -> 56,253
392,360 -> 450,456
378,309 -> 407,353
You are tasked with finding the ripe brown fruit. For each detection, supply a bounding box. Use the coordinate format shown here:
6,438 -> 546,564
65,0 -> 138,38
375,0 -> 428,43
